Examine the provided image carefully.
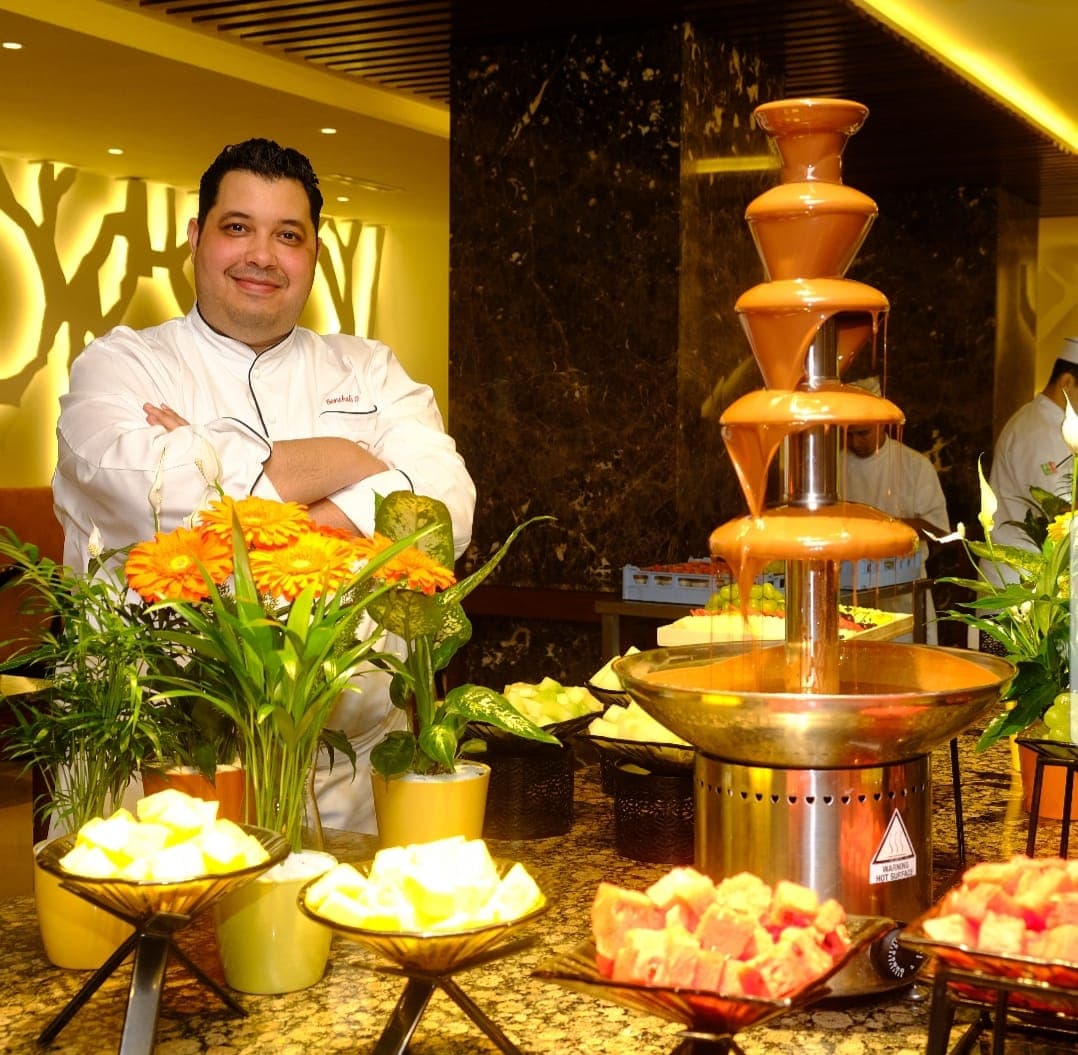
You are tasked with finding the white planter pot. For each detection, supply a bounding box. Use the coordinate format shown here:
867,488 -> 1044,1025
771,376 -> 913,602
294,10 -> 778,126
212,849 -> 336,994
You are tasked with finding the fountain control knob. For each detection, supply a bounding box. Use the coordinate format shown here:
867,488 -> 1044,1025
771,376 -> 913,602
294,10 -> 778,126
869,926 -> 925,982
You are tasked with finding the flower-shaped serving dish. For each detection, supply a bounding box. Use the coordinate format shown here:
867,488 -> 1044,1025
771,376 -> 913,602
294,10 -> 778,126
900,902 -> 1078,1015
35,826 -> 290,921
575,732 -> 695,775
534,916 -> 890,1034
467,712 -> 597,751
299,857 -> 549,974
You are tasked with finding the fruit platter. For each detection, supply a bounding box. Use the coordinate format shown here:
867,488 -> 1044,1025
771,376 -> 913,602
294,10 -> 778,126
33,791 -> 290,1055
301,836 -> 549,1055
300,835 -> 549,973
899,855 -> 1078,1017
37,789 -> 288,920
656,594 -> 911,646
536,866 -> 890,1043
578,697 -> 694,777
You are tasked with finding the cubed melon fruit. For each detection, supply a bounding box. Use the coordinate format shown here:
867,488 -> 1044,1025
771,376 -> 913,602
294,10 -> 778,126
59,844 -> 119,878
136,788 -> 218,834
143,841 -> 206,883
487,862 -> 543,922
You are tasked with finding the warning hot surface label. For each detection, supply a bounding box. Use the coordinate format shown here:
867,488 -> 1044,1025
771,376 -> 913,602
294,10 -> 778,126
869,810 -> 917,884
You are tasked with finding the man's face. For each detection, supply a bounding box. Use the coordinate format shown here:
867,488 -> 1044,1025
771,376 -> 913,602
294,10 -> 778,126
188,170 -> 318,352
845,424 -> 884,459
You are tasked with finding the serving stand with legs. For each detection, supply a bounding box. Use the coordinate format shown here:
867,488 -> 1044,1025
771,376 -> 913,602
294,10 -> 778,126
33,828 -> 288,1055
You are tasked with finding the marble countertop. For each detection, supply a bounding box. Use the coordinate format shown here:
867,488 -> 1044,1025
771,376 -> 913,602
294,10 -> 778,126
0,731 -> 1074,1055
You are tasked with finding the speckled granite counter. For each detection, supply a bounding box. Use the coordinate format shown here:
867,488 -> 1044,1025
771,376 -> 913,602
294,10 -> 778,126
0,732 -> 1073,1055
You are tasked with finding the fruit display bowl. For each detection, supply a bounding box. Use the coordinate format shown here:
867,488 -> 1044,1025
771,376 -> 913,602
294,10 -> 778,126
35,826 -> 291,921
298,857 -> 549,973
534,916 -> 890,1036
901,902 -> 1078,1016
585,681 -> 632,712
575,732 -> 694,776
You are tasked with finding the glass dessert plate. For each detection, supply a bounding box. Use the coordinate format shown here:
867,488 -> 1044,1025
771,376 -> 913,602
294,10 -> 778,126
534,916 -> 890,1035
299,857 -> 549,973
900,901 -> 1078,1016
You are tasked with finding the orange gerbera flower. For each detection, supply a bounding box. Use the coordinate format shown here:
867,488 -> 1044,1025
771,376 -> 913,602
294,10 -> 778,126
248,533 -> 359,601
125,526 -> 233,602
378,545 -> 456,595
200,496 -> 312,550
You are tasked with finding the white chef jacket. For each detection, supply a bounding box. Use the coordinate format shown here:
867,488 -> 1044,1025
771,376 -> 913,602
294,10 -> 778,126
53,306 -> 477,834
843,435 -> 950,643
983,394 -> 1071,583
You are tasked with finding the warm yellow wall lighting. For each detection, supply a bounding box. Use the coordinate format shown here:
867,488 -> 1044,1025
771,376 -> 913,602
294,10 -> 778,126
852,0 -> 1078,153
690,155 -> 781,175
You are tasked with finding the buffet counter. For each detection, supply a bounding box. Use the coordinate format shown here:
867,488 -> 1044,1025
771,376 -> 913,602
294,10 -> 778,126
0,733 -> 1071,1055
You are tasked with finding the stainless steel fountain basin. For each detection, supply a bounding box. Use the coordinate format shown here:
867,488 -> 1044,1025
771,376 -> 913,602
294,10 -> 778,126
614,641 -> 1014,769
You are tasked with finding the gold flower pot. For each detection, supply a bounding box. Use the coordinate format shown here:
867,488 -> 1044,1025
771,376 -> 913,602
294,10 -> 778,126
371,761 -> 490,848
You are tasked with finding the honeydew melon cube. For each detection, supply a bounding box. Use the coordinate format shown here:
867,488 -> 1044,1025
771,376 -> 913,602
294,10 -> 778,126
486,862 -> 543,922
136,788 -> 218,834
587,717 -> 619,737
59,844 -> 119,878
367,844 -> 416,887
117,856 -> 155,882
118,822 -> 173,863
143,841 -> 206,883
304,863 -> 368,911
315,889 -> 385,930
196,820 -> 267,873
75,809 -> 140,856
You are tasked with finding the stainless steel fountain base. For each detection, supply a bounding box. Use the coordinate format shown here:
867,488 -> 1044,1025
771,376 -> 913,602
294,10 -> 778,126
695,751 -> 932,996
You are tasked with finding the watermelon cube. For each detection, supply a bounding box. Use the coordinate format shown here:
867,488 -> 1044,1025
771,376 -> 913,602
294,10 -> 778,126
695,904 -> 755,959
977,910 -> 1028,956
592,883 -> 665,961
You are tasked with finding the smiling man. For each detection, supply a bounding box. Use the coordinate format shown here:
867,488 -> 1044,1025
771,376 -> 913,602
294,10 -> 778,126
52,138 -> 476,832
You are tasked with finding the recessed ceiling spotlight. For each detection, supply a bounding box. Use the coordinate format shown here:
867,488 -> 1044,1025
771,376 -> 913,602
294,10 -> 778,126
320,127 -> 337,135
2,41 -> 23,50
336,195 -> 350,203
108,147 -> 124,156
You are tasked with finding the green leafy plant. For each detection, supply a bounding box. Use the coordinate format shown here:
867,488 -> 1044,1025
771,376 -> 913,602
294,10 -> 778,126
942,462 -> 1073,751
368,492 -> 558,780
0,530 -> 176,833
132,495 -> 436,852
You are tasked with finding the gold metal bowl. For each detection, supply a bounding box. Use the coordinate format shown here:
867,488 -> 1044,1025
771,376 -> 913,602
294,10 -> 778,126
299,857 -> 549,973
535,915 -> 890,1034
35,826 -> 290,921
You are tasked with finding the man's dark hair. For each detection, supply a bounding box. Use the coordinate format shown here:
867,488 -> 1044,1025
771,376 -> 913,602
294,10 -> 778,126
1048,357 -> 1078,385
197,138 -> 323,230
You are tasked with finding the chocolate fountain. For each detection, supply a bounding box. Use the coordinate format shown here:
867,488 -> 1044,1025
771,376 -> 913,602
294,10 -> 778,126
615,98 -> 1012,991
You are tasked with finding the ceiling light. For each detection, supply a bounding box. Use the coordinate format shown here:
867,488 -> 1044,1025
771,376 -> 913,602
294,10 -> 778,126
2,41 -> 23,50
320,127 -> 337,135
336,195 -> 350,203
107,147 -> 124,156
852,0 -> 1078,153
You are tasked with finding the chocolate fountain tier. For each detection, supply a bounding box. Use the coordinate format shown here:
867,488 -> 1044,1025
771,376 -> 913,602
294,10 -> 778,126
613,642 -> 1013,769
745,182 -> 878,280
752,97 -> 868,184
709,503 -> 918,565
720,386 -> 903,427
